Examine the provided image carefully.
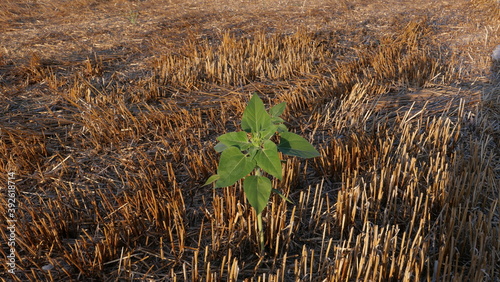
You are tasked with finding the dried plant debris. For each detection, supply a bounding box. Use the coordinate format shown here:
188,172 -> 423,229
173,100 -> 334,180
0,0 -> 499,281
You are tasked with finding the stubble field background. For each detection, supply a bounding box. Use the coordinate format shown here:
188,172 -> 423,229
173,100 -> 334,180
0,0 -> 499,280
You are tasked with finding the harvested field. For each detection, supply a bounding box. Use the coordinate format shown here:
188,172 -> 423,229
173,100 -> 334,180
0,0 -> 499,281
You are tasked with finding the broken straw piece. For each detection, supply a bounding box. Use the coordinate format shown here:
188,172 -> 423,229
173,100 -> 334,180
492,45 -> 500,61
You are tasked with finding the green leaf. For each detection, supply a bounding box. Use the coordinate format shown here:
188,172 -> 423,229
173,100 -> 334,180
214,142 -> 228,152
203,174 -> 220,186
277,131 -> 320,159
269,102 -> 286,117
217,131 -> 250,150
244,175 -> 272,215
277,124 -> 288,133
254,140 -> 282,180
241,94 -> 272,133
271,116 -> 285,125
216,147 -> 256,187
260,124 -> 279,140
247,146 -> 259,159
272,188 -> 294,204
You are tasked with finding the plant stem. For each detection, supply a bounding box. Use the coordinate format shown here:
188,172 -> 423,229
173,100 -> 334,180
254,168 -> 265,254
257,212 -> 265,254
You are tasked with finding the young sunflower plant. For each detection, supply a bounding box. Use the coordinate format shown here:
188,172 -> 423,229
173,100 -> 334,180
205,93 -> 319,253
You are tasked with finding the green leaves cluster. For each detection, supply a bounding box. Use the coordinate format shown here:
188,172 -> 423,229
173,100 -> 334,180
205,94 -> 319,215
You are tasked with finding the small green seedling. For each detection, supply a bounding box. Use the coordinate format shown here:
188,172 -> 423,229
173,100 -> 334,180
204,93 -> 320,253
